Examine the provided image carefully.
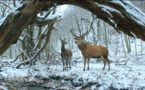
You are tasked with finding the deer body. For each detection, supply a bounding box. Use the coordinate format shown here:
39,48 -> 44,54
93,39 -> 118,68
60,38 -> 72,71
75,37 -> 110,71
78,42 -> 108,59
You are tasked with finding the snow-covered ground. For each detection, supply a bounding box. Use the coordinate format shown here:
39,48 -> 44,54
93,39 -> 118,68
0,54 -> 145,89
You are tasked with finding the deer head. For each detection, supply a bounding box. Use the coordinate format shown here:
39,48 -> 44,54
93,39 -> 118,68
70,28 -> 91,45
60,38 -> 67,45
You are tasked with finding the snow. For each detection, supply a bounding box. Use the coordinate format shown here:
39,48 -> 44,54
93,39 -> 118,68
1,51 -> 145,89
0,2 -> 22,26
130,31 -> 137,39
95,2 -> 124,18
111,0 -> 145,26
95,1 -> 145,27
0,16 -> 7,26
108,17 -> 117,28
1,67 -> 28,78
55,5 -> 68,17
0,85 -> 8,90
37,5 -> 68,20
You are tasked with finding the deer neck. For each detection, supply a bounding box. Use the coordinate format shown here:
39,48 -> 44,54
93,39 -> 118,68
78,42 -> 87,51
61,44 -> 66,52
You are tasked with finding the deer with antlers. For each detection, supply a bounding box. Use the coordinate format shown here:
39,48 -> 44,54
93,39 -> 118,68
70,29 -> 110,71
60,38 -> 72,71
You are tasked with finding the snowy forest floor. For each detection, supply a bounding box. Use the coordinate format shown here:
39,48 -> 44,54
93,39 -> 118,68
0,55 -> 145,90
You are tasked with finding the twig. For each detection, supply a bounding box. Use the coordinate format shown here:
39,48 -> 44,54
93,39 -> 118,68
50,45 -> 61,55
123,59 -> 130,65
10,53 -> 22,63
19,49 -> 33,75
0,1 -> 12,10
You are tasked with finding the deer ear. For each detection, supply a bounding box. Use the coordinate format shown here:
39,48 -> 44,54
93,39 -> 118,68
60,38 -> 62,41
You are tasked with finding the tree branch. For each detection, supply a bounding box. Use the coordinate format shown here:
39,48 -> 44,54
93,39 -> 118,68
10,53 -> 22,63
33,16 -> 61,27
16,16 -> 61,68
0,0 -> 145,55
0,1 -> 12,10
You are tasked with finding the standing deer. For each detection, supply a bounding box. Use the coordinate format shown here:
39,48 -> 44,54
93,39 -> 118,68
70,29 -> 110,71
60,38 -> 72,71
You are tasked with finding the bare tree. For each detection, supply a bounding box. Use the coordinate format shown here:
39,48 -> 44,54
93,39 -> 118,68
0,0 -> 145,55
16,16 -> 61,68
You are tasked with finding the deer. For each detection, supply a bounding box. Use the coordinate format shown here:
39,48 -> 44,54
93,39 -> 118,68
60,38 -> 72,71
70,28 -> 110,71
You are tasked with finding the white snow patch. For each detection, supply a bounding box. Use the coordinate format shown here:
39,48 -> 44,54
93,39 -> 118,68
108,17 -> 117,28
111,0 -> 145,26
1,58 -> 145,89
95,2 -> 123,18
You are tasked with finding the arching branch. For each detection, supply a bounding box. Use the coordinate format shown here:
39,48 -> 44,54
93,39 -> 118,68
0,0 -> 145,55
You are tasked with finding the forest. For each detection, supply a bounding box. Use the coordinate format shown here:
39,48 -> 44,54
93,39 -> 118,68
0,0 -> 145,89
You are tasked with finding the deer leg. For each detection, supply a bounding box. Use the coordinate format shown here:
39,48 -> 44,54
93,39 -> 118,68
87,57 -> 90,70
69,57 -> 71,70
103,60 -> 106,70
106,59 -> 110,70
83,57 -> 86,71
62,59 -> 65,71
101,57 -> 106,70
66,59 -> 68,71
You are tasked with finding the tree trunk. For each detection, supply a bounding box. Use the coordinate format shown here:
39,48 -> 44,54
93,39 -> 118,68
0,0 -> 145,54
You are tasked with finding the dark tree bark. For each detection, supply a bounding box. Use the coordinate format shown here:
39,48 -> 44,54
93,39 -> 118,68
0,0 -> 145,55
16,19 -> 58,68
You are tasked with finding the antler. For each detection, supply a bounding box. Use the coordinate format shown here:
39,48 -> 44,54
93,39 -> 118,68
81,28 -> 91,37
70,14 -> 94,38
81,14 -> 94,37
70,27 -> 91,38
70,28 -> 79,38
